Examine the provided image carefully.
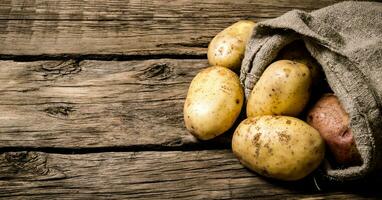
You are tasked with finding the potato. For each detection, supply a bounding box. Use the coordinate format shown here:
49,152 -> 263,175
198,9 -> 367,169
232,116 -> 325,181
184,66 -> 244,140
307,94 -> 362,166
208,20 -> 256,70
278,40 -> 322,84
246,60 -> 311,118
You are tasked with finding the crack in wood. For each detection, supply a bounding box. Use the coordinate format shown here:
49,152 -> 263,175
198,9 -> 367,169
0,141 -> 230,154
20,87 -> 40,93
0,54 -> 206,62
162,137 -> 184,147
156,36 -> 211,48
156,41 -> 209,48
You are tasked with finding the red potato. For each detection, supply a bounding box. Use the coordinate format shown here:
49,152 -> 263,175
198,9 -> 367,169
307,94 -> 362,166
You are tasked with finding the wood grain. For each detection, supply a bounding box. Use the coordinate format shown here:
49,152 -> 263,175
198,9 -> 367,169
1,1 -> 378,198
1,150 -> 379,199
0,59 -> 231,148
0,0 -> 342,57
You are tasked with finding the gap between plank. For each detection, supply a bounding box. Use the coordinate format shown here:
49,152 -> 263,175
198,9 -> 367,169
0,54 -> 207,62
0,143 -> 231,154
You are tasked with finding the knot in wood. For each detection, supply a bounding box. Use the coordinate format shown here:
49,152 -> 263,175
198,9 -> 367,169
138,63 -> 173,81
44,104 -> 75,118
4,151 -> 30,163
40,59 -> 81,80
1,152 -> 66,180
3,151 -> 49,177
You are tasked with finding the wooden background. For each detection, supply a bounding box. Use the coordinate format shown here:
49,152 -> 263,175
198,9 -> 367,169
1,0 -> 381,199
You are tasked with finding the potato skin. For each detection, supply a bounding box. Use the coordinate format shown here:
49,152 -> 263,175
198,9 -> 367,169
208,20 -> 256,70
278,41 -> 322,84
246,60 -> 311,117
184,66 -> 244,140
307,94 -> 362,165
232,116 -> 325,181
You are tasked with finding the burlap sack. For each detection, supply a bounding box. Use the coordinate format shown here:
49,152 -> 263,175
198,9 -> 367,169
240,1 -> 382,182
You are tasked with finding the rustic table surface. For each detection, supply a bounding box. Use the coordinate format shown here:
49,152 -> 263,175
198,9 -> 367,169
0,0 -> 381,199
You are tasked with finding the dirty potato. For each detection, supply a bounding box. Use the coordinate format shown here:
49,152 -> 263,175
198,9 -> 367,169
184,66 -> 244,140
278,40 -> 322,84
307,94 -> 362,166
247,60 -> 311,117
208,20 -> 256,70
232,116 -> 325,181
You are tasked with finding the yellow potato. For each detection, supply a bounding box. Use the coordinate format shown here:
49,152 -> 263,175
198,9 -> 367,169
278,41 -> 322,84
247,60 -> 311,117
208,20 -> 256,70
232,116 -> 325,181
184,66 -> 244,140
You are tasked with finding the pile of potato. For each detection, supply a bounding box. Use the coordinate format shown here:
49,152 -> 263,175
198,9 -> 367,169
184,21 -> 361,181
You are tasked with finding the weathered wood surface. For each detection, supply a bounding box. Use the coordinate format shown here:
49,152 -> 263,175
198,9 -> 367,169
1,0 -> 379,199
0,0 -> 342,57
0,59 -> 232,148
1,150 -> 380,199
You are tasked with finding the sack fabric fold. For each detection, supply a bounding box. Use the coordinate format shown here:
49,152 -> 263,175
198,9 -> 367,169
240,1 -> 382,182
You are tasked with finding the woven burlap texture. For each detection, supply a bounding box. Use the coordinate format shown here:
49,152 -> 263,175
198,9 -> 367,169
240,1 -> 382,182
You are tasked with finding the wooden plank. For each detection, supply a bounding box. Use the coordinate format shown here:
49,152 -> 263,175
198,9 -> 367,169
0,59 -> 233,148
0,150 -> 379,199
0,0 -> 342,56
